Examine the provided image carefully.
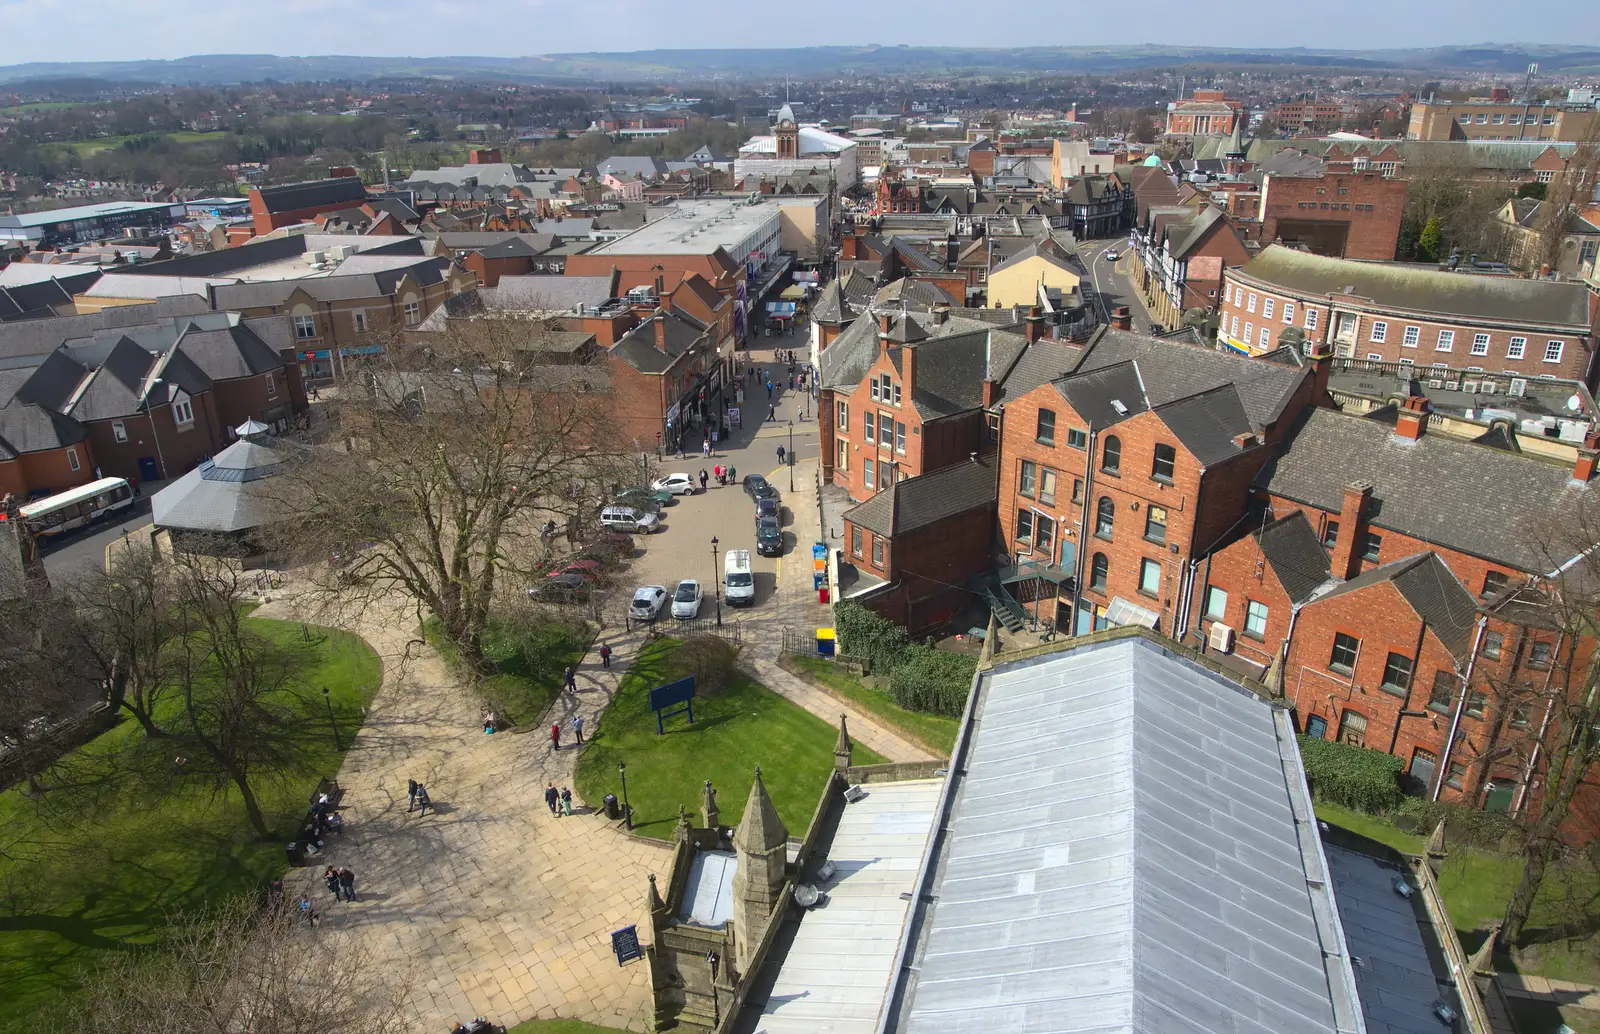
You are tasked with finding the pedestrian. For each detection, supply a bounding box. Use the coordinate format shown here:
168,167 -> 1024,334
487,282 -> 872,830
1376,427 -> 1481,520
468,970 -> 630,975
572,714 -> 584,744
551,722 -> 562,750
407,778 -> 418,813
324,866 -> 343,903
414,784 -> 431,816
702,438 -> 711,458
338,866 -> 356,903
298,894 -> 317,927
727,464 -> 736,482
599,643 -> 612,669
713,463 -> 722,483
788,374 -> 794,389
560,787 -> 573,816
545,783 -> 559,815
777,444 -> 786,464
699,469 -> 709,491
564,665 -> 577,694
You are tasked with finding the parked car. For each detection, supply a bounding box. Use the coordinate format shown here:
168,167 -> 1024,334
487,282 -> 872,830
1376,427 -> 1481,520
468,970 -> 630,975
549,559 -> 603,581
614,489 -> 666,514
671,579 -> 703,619
600,531 -> 636,553
629,585 -> 670,621
599,506 -> 659,534
742,473 -> 778,503
575,542 -> 630,568
530,573 -> 587,602
651,472 -> 697,496
756,517 -> 784,557
754,496 -> 781,523
724,548 -> 755,606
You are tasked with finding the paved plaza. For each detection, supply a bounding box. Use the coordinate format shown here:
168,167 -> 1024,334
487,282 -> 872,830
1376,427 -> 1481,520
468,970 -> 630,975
254,342 -> 932,1032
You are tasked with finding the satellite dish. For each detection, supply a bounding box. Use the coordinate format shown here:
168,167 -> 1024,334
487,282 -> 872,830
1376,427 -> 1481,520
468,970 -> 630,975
1568,394 -> 1583,412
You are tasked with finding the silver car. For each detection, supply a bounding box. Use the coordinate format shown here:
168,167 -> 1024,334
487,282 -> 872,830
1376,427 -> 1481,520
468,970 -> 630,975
629,585 -> 669,621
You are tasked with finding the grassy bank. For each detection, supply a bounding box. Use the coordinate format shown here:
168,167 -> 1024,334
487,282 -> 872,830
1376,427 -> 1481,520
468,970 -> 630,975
782,653 -> 959,756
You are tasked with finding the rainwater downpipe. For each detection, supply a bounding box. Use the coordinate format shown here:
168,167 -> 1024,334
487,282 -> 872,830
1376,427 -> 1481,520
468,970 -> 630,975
1067,428 -> 1098,629
1433,615 -> 1488,802
1513,630 -> 1569,816
145,407 -> 170,482
1174,466 -> 1208,643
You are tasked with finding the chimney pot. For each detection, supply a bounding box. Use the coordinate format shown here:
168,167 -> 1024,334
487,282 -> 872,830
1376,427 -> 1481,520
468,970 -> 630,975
1330,480 -> 1374,580
1394,395 -> 1428,442
1577,434 -> 1600,482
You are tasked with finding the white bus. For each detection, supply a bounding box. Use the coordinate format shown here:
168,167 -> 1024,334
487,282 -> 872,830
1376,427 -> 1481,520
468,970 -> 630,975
19,477 -> 136,537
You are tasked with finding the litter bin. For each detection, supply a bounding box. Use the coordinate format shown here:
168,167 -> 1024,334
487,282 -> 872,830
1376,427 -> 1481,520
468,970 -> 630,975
604,793 -> 620,820
819,586 -> 831,604
817,627 -> 836,657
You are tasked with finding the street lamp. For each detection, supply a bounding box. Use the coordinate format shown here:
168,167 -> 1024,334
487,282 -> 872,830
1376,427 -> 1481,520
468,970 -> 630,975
710,536 -> 722,627
321,687 -> 341,751
787,421 -> 795,491
618,759 -> 632,830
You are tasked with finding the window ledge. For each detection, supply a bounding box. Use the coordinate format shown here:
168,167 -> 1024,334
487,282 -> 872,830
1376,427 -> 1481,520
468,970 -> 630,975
1427,703 -> 1452,716
1094,532 -> 1114,542
1329,664 -> 1353,676
1378,684 -> 1410,699
1241,630 -> 1266,642
1143,536 -> 1166,547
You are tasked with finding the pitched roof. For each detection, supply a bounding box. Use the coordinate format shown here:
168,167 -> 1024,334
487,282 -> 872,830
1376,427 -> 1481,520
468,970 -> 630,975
989,241 -> 1079,278
1310,552 -> 1478,659
1234,245 -> 1592,329
1162,205 -> 1231,260
810,270 -> 876,324
253,177 -> 368,214
1254,511 -> 1334,605
844,454 -> 996,538
1255,406 -> 1593,573
1151,384 -> 1255,465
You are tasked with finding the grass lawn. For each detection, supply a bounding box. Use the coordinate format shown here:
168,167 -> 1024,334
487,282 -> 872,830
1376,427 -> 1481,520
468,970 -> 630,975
0,102 -> 86,114
1511,999 -> 1600,1034
423,616 -> 588,727
504,1021 -> 629,1034
783,653 -> 959,757
1316,802 -> 1600,986
40,130 -> 231,156
0,618 -> 380,1027
575,639 -> 885,840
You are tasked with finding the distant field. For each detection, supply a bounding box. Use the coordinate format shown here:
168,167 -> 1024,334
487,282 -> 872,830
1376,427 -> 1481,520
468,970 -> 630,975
0,101 -> 86,114
41,130 -> 231,156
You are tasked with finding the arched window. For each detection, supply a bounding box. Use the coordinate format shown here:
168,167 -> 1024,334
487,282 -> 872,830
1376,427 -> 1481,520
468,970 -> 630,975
1095,497 -> 1115,538
1101,435 -> 1122,474
1090,553 -> 1108,591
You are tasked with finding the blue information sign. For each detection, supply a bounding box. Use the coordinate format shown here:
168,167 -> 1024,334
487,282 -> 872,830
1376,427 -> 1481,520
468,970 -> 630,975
611,924 -> 643,966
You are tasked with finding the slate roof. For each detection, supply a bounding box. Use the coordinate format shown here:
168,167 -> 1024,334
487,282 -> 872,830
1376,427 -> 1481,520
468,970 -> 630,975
1309,551 -> 1479,659
1161,205 -> 1231,260
253,177 -> 368,214
486,275 -> 616,312
1255,406 -> 1593,573
989,241 -> 1079,278
151,434 -> 296,533
0,397 -> 87,458
1255,511 -> 1334,605
871,278 -> 960,310
610,311 -> 709,375
0,279 -> 75,321
1151,384 -> 1254,464
1234,245 -> 1592,328
210,258 -> 449,309
843,454 -> 996,538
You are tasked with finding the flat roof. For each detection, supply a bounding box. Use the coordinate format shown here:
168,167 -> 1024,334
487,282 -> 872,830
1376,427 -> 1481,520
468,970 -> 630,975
888,635 -> 1360,1034
0,201 -> 182,229
754,778 -> 942,1034
585,199 -> 791,257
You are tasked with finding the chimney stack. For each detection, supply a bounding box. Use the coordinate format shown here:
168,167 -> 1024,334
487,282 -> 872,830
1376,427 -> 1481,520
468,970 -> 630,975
1394,395 -> 1428,442
653,314 -> 667,352
932,303 -> 950,326
902,344 -> 917,403
1577,433 -> 1600,483
879,312 -> 894,338
1026,304 -> 1047,343
1330,480 -> 1374,580
1111,305 -> 1131,331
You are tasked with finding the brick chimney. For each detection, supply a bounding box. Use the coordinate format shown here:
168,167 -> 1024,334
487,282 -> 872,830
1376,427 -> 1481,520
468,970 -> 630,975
1576,432 -> 1600,482
982,378 -> 998,407
932,303 -> 950,326
1026,304 -> 1047,343
843,233 -> 860,260
879,312 -> 894,338
653,314 -> 667,352
1330,480 -> 1373,580
1111,306 -> 1131,331
902,344 -> 917,404
1394,395 -> 1429,442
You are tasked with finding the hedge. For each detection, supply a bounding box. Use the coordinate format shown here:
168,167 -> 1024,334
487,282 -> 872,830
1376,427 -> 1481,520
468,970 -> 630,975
835,601 -> 912,672
834,602 -> 975,718
1297,734 -> 1405,814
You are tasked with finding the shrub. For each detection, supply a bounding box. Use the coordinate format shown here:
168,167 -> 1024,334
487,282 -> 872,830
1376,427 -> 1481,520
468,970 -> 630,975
1298,735 -> 1405,814
834,602 -> 910,673
673,635 -> 738,697
1398,797 -> 1524,851
887,645 -> 978,718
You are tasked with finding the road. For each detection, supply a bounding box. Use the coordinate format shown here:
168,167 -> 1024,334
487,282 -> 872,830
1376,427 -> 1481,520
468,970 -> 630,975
39,497 -> 153,585
1081,235 -> 1155,335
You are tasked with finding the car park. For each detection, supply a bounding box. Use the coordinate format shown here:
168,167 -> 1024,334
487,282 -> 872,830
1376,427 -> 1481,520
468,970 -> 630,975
651,473 -> 697,496
629,585 -> 670,621
599,506 -> 659,534
756,517 -> 784,557
743,473 -> 778,503
755,496 -> 781,523
600,531 -> 636,553
671,579 -> 703,619
575,542 -> 630,568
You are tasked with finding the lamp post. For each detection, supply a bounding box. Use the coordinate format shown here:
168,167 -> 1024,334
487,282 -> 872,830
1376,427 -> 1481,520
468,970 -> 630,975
787,421 -> 795,491
618,759 -> 632,830
321,687 -> 341,751
711,536 -> 722,627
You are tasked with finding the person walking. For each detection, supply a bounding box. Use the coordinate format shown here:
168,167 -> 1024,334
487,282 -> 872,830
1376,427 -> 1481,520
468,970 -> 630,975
727,464 -> 737,483
768,404 -> 776,421
599,643 -> 612,669
544,783 -> 560,815
407,778 -> 419,813
414,784 -> 431,816
765,382 -> 772,400
337,866 -> 356,903
324,866 -> 343,903
550,722 -> 562,751
560,787 -> 573,816
777,444 -> 786,465
699,469 -> 709,491
572,714 -> 584,745
564,665 -> 577,694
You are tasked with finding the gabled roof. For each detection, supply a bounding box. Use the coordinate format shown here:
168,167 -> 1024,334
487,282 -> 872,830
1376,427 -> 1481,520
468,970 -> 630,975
1235,245 -> 1592,328
1254,511 -> 1334,605
989,241 -> 1078,278
1161,205 -> 1231,260
253,177 -> 368,214
844,454 -> 996,538
1309,551 -> 1478,659
1255,406 -> 1593,574
610,311 -> 709,375
1151,384 -> 1254,465
811,270 -> 876,324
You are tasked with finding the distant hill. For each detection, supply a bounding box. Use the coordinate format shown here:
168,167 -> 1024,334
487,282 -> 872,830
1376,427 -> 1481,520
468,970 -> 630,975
2,44 -> 1599,86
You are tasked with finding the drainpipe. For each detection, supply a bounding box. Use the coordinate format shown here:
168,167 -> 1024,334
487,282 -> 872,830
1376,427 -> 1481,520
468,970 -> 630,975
1281,602 -> 1305,701
1432,615 -> 1488,801
1175,466 -> 1208,643
1512,630 -> 1569,816
145,407 -> 170,481
1067,428 -> 1097,632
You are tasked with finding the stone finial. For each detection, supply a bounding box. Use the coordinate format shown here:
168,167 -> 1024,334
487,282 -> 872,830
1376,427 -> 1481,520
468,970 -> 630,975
734,766 -> 788,854
702,779 -> 720,830
1425,818 -> 1447,859
1467,922 -> 1500,977
676,803 -> 693,841
647,873 -> 666,916
834,714 -> 854,773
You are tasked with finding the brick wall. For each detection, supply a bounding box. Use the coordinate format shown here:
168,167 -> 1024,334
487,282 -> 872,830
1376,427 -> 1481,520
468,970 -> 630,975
88,397 -> 224,484
0,443 -> 96,500
852,503 -> 995,635
1259,172 -> 1407,260
1195,532 -> 1297,672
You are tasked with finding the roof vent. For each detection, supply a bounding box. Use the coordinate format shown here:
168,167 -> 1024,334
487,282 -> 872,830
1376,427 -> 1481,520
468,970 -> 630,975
1111,399 -> 1128,415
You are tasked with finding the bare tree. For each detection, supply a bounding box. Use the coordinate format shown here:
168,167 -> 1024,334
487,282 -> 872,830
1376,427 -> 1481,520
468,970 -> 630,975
1534,119 -> 1600,275
68,541 -> 177,738
269,319 -> 635,672
82,895 -> 412,1034
0,584 -> 95,794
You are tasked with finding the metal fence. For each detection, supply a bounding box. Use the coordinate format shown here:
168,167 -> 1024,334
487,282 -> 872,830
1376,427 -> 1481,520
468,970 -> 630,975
648,616 -> 743,643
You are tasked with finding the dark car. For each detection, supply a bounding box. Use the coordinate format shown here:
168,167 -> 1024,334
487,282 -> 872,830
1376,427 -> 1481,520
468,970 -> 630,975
530,573 -> 587,602
743,473 -> 778,503
756,517 -> 784,557
755,496 -> 781,523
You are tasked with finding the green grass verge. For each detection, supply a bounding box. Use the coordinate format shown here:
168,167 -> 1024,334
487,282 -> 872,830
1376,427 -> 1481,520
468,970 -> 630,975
1510,998 -> 1600,1034
40,130 -> 231,156
783,653 -> 959,756
504,1020 -> 629,1034
575,639 -> 885,840
423,616 -> 588,727
0,618 -> 381,1027
1316,802 -> 1600,986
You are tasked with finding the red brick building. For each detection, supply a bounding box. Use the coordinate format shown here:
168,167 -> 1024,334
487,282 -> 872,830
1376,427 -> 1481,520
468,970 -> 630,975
1164,89 -> 1243,137
247,175 -> 369,237
1270,99 -> 1347,136
1220,245 -> 1598,383
1255,168 -> 1409,260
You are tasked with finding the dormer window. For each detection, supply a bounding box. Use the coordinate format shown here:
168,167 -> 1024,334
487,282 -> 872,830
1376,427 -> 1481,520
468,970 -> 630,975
173,398 -> 195,427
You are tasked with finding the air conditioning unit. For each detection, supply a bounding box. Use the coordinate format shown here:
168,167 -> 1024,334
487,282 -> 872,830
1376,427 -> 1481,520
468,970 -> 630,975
1509,378 -> 1528,398
1208,623 -> 1236,654
1427,378 -> 1444,389
1480,379 -> 1499,394
1461,380 -> 1479,394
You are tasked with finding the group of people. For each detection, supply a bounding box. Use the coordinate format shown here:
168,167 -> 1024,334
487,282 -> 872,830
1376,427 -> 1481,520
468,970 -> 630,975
323,864 -> 358,902
544,782 -> 575,816
550,714 -> 583,750
406,779 -> 433,816
701,464 -> 738,488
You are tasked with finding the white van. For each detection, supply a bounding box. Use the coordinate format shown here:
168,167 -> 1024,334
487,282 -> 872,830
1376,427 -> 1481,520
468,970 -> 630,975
724,548 -> 755,606
599,505 -> 659,534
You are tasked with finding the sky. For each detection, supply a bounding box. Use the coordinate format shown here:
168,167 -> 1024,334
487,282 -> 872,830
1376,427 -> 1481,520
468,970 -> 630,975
2,0 -> 1600,66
